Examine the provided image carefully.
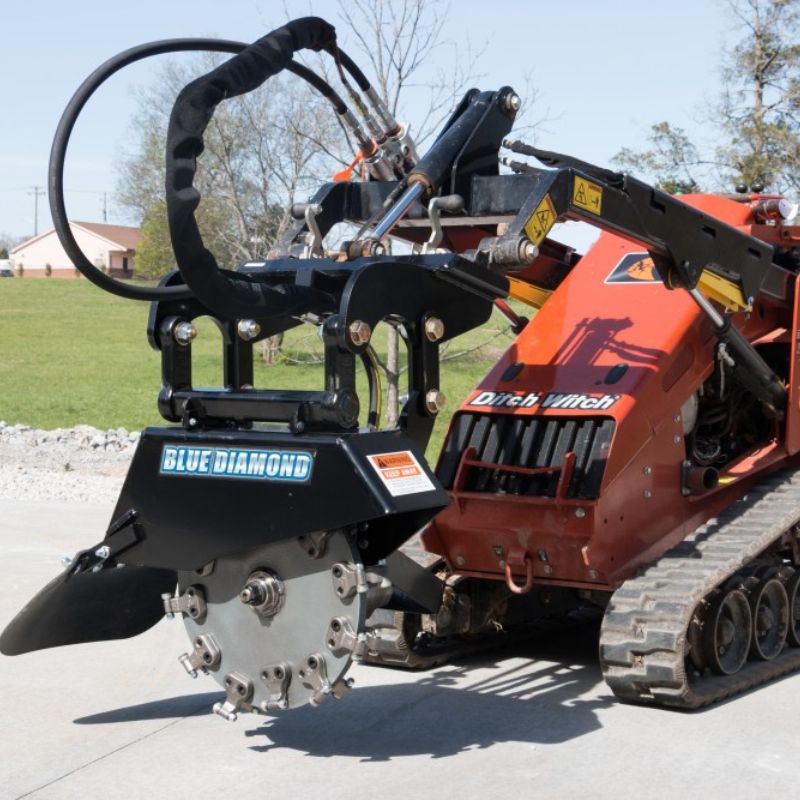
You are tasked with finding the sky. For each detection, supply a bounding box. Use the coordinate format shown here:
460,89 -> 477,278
0,0 -> 737,243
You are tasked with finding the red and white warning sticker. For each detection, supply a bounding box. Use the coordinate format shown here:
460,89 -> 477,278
367,450 -> 436,497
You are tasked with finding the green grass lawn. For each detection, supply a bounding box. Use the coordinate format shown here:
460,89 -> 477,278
0,279 -> 516,458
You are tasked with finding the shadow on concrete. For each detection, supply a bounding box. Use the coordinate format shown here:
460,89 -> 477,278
74,692 -> 222,724
247,625 -> 611,760
72,625 -> 610,759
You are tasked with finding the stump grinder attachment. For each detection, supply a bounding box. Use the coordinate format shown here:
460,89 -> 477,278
4,16 -> 800,717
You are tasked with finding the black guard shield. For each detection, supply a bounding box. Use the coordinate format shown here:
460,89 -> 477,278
0,564 -> 176,656
1,426 -> 447,654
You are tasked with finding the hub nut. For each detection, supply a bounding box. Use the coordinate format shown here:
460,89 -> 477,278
237,319 -> 261,341
348,320 -> 372,346
173,321 -> 197,346
425,389 -> 446,414
424,317 -> 445,342
239,569 -> 285,617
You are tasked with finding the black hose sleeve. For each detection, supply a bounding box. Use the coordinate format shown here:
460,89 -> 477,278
166,17 -> 337,318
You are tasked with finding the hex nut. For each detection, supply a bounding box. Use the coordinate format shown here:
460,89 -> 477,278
237,319 -> 261,341
425,390 -> 446,414
424,317 -> 445,342
348,320 -> 372,346
173,321 -> 197,346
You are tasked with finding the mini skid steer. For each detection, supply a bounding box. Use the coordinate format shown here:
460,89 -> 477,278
4,16 -> 800,717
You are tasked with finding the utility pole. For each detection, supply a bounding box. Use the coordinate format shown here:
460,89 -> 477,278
27,186 -> 45,236
102,192 -> 108,223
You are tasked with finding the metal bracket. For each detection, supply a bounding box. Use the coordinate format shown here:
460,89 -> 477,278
259,662 -> 292,711
331,562 -> 367,600
298,653 -> 332,707
162,585 -> 207,622
326,617 -> 383,662
178,633 -> 221,678
417,194 -> 464,254
326,616 -> 362,657
213,672 -> 254,722
291,203 -> 323,258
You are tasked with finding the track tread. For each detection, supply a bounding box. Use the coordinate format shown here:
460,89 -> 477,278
600,470 -> 800,708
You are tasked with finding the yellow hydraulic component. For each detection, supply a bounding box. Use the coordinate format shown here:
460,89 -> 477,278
507,276 -> 552,309
697,269 -> 750,313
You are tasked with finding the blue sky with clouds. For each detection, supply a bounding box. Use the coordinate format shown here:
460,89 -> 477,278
0,0 -> 735,240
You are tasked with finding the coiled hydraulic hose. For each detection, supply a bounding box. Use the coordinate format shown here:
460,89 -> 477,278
48,18 -> 374,306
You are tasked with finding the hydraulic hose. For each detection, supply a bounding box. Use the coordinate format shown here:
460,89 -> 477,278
49,21 -> 366,305
50,38 -> 247,301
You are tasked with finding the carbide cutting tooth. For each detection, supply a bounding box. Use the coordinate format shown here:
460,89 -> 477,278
212,672 -> 253,722
179,653 -> 198,678
178,634 -> 220,678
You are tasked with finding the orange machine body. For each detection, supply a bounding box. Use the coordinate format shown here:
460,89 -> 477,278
423,194 -> 800,591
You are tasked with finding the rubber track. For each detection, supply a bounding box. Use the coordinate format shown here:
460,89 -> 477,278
600,470 -> 800,708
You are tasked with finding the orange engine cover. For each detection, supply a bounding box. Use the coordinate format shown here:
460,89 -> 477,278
423,195 -> 792,591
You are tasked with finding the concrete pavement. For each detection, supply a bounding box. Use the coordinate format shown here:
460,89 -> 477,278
1,498 -> 798,799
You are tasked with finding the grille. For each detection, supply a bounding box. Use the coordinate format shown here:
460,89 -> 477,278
437,412 -> 615,499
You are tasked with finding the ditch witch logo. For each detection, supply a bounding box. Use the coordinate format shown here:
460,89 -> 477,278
468,391 -> 620,410
605,252 -> 661,284
160,445 -> 314,482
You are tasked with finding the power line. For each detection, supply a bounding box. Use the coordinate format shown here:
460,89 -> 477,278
26,186 -> 45,236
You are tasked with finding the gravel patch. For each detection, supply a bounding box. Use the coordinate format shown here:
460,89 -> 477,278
0,421 -> 137,504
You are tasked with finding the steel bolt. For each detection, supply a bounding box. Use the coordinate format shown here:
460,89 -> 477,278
574,508 -> 586,519
237,319 -> 261,341
644,489 -> 653,499
424,317 -> 445,342
643,465 -> 653,476
94,545 -> 111,560
588,569 -> 600,580
519,239 -> 538,263
455,555 -> 466,567
348,320 -> 372,346
425,389 -> 446,414
173,321 -> 197,346
504,92 -> 522,112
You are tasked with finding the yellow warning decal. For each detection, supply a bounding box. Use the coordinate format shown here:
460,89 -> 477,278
573,177 -> 603,215
524,194 -> 557,245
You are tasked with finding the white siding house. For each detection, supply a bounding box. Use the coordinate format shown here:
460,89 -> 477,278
9,222 -> 140,279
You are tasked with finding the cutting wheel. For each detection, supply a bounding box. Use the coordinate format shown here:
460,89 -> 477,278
177,531 -> 366,715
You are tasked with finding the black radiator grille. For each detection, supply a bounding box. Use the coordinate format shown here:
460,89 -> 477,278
437,412 -> 615,499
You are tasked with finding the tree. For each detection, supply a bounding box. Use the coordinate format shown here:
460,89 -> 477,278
717,0 -> 800,191
614,0 -> 800,194
612,122 -> 701,193
134,201 -> 173,280
330,0 -> 493,425
117,60 -> 333,271
0,232 -> 22,259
